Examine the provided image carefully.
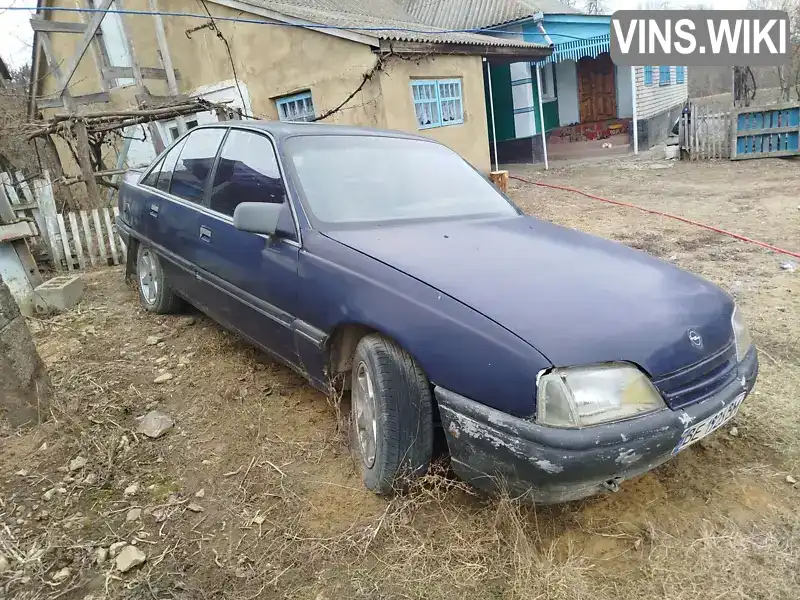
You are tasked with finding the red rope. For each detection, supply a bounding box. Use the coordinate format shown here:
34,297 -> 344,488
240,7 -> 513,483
510,175 -> 800,260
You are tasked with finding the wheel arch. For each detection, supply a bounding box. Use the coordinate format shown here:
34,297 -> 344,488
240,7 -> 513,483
325,323 -> 434,394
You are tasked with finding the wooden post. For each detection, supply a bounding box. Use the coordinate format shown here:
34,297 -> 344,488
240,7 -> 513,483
116,0 -> 166,153
73,121 -> 104,208
489,170 -> 509,194
150,0 -> 187,136
0,274 -> 53,427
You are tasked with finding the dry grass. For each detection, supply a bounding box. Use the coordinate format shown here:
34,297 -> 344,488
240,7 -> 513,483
1,156 -> 799,599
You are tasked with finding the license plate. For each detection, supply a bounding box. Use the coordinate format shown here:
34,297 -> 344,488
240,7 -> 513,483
672,393 -> 745,455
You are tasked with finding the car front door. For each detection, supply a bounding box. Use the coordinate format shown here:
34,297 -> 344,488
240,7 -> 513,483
155,128 -> 226,303
193,129 -> 300,367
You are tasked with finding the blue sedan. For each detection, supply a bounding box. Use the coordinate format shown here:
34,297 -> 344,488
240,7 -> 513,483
117,121 -> 758,503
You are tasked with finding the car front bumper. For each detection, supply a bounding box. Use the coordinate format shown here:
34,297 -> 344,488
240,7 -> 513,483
437,348 -> 758,504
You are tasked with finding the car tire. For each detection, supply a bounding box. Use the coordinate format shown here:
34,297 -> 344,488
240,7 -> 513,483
349,334 -> 434,494
136,244 -> 183,314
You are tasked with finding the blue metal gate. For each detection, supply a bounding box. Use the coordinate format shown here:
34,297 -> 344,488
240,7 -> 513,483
730,102 -> 800,160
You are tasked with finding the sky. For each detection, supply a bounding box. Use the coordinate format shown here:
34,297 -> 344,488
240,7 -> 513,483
0,0 -> 751,71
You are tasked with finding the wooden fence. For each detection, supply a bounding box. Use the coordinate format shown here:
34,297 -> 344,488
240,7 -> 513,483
730,102 -> 800,160
680,102 -> 733,160
47,206 -> 126,272
0,169 -> 125,272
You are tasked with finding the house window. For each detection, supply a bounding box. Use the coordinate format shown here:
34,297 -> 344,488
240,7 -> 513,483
276,92 -> 315,122
168,119 -> 199,142
536,63 -> 556,102
411,79 -> 464,129
659,66 -> 671,85
644,66 -> 653,85
676,66 -> 686,84
89,0 -> 134,87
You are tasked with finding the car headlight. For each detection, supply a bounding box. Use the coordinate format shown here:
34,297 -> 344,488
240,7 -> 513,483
537,363 -> 666,429
731,305 -> 753,362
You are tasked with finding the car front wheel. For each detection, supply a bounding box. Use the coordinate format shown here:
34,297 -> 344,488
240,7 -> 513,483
350,334 -> 434,494
136,244 -> 183,314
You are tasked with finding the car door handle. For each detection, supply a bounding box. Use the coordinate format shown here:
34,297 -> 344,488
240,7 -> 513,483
199,225 -> 212,242
149,204 -> 159,217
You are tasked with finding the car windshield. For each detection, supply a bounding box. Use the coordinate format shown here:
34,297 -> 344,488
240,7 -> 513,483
284,135 -> 518,226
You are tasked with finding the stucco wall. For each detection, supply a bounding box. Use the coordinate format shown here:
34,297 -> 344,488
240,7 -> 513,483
379,56 -> 491,172
37,0 -> 490,178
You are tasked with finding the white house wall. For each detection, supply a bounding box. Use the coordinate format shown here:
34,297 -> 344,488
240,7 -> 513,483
636,66 -> 688,119
616,66 -> 633,119
555,60 -> 579,126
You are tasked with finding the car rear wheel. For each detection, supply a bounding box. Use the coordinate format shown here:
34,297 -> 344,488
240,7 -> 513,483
349,334 -> 434,494
136,244 -> 183,314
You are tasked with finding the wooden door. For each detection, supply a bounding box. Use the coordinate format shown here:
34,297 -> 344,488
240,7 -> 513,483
577,53 -> 617,123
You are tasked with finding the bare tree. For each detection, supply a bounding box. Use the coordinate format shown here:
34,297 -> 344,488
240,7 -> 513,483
583,0 -> 608,15
638,0 -> 672,8
747,0 -> 800,101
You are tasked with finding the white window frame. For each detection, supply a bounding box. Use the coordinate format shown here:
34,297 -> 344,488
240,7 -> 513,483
538,63 -> 556,102
90,0 -> 134,87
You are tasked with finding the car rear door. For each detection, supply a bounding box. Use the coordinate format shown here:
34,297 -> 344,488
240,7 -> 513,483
193,128 -> 300,367
155,128 -> 226,303
133,140 -> 186,244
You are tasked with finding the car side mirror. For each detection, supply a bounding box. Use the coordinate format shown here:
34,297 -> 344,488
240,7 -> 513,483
233,202 -> 283,236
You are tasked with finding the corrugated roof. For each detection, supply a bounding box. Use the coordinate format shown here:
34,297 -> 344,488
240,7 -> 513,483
239,0 -> 550,48
403,0 -> 579,30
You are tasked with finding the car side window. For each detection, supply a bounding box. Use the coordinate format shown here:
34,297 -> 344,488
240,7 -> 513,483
140,157 -> 163,188
169,128 -> 226,204
155,139 -> 187,193
208,130 -> 287,217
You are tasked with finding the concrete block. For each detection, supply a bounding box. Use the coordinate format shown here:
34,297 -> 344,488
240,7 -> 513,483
34,275 -> 85,313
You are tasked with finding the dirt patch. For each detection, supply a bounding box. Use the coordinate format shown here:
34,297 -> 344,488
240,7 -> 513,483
2,156 -> 799,599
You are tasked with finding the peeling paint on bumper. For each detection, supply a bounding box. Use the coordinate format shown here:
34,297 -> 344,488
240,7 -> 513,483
437,349 -> 759,504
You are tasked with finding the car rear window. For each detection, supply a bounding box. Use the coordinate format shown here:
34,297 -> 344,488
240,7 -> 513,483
169,128 -> 226,204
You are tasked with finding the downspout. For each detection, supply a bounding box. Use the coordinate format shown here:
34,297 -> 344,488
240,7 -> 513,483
631,66 -> 639,155
485,58 -> 499,172
533,13 -> 552,170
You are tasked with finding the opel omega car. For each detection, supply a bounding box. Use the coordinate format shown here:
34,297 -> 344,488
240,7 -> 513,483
117,121 -> 758,503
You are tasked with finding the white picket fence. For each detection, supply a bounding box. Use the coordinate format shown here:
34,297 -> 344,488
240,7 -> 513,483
47,206 -> 126,272
0,169 -> 125,271
680,102 -> 733,160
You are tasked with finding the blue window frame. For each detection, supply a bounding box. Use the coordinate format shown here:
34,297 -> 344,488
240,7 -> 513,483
411,79 -> 464,129
644,66 -> 653,86
659,66 -> 671,85
276,91 -> 315,122
676,66 -> 686,84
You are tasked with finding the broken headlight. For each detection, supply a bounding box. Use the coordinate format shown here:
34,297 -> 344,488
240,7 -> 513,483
536,363 -> 666,429
731,305 -> 753,362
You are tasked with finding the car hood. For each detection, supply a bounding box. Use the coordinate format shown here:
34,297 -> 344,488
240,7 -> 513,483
323,216 -> 735,377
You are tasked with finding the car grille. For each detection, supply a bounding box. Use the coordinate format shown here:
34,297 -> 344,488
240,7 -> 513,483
652,341 -> 739,409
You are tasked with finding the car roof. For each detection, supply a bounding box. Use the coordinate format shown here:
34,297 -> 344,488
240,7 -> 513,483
199,119 -> 435,144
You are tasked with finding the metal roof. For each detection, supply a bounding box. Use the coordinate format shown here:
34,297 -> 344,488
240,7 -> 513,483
239,0 -> 551,48
403,0 -> 579,30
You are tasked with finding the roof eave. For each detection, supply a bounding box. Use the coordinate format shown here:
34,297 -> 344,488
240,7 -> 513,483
378,39 -> 552,61
209,0 -> 381,47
